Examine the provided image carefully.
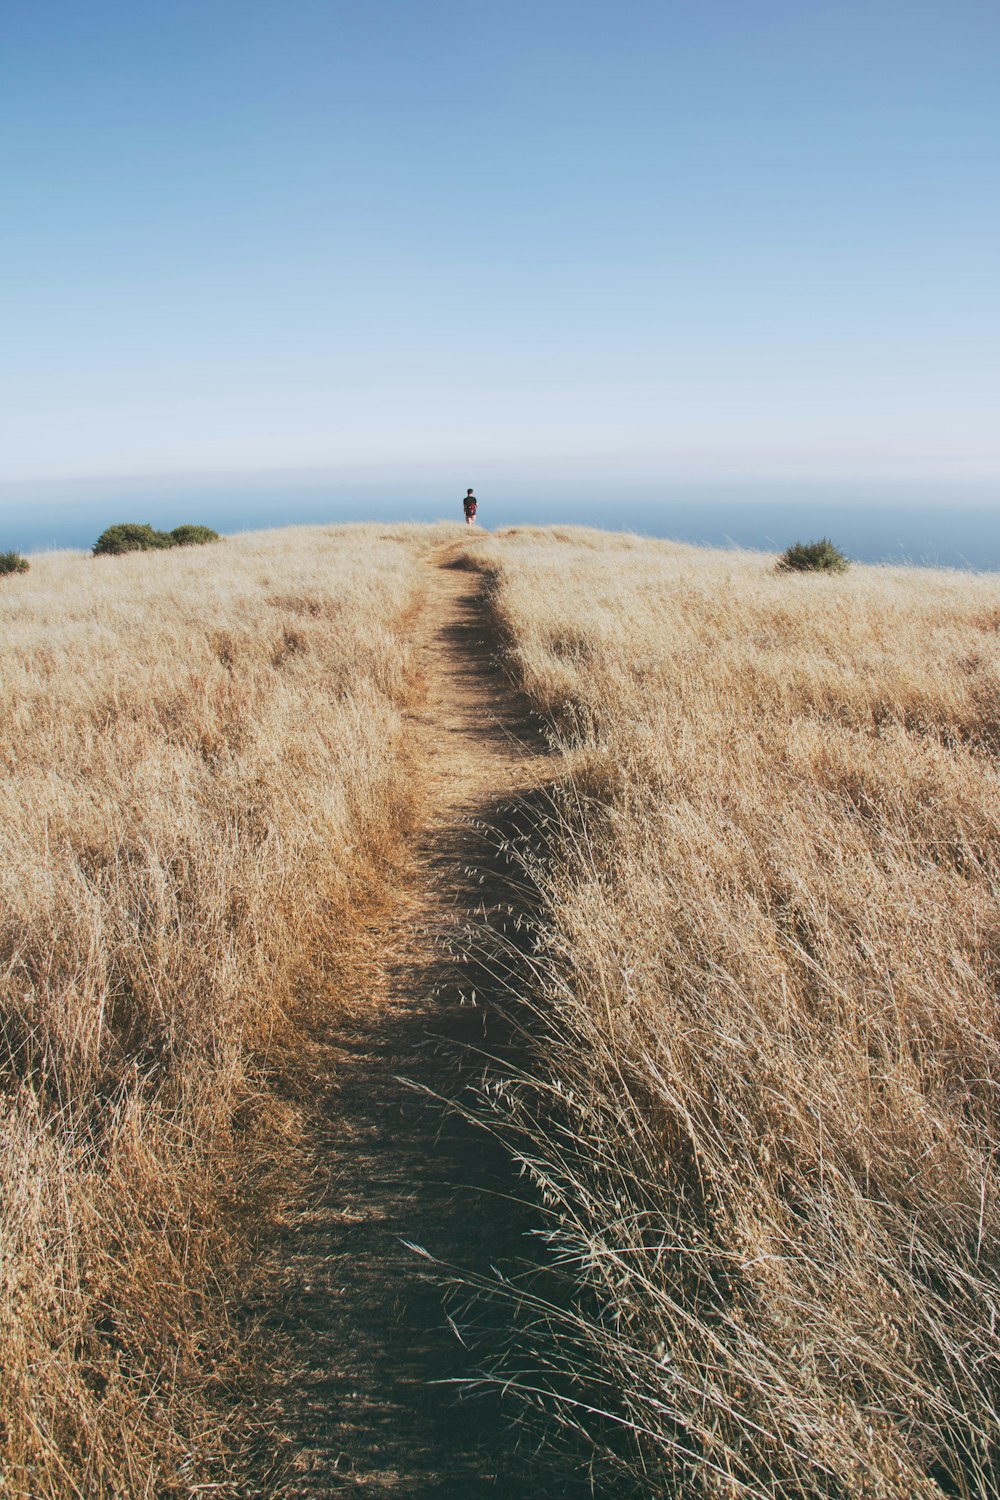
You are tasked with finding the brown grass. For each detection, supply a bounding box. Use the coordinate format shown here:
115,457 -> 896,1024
475,527 -> 1000,1499
0,524 -> 444,1497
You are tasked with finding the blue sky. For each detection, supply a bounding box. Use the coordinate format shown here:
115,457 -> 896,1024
3,0 -> 999,488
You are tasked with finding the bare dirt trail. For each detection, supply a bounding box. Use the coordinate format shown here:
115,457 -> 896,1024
246,545 -> 563,1497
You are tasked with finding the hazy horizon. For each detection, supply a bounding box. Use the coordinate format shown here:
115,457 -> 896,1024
5,468 -> 1000,571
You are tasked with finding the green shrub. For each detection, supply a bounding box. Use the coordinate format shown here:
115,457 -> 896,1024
169,525 -> 220,547
93,522 -> 222,556
777,537 -> 850,574
0,551 -> 29,577
92,523 -> 173,557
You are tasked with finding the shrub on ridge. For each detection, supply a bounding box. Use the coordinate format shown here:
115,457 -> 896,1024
777,536 -> 850,573
92,523 -> 173,556
170,524 -> 220,547
0,551 -> 29,577
93,522 -> 220,556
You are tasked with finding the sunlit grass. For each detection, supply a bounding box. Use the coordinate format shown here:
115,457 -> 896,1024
478,526 -> 1000,1499
0,523 -> 443,1496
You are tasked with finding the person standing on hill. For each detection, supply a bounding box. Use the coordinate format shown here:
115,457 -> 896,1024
463,488 -> 478,526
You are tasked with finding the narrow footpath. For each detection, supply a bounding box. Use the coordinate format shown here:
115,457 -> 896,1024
247,546 -> 561,1497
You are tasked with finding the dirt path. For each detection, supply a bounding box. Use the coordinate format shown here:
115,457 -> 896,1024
246,547 -> 560,1497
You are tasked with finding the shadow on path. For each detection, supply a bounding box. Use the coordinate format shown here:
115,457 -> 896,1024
240,557 -> 589,1497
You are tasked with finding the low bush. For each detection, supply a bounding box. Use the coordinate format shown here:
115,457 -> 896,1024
777,536 -> 850,573
0,551 -> 29,577
93,522 -> 220,556
169,524 -> 220,547
92,522 -> 173,556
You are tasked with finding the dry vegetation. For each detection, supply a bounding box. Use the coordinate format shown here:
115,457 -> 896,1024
7,517 -> 999,1499
0,524 -> 439,1497
475,527 -> 1000,1499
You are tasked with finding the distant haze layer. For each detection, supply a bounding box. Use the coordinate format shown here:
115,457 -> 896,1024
2,474 -> 999,571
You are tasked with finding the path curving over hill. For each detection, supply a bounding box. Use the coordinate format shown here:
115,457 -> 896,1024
245,545 -> 559,1497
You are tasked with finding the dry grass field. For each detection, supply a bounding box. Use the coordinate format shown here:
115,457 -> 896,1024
0,524 -> 437,1497
475,527 -> 1000,1499
5,518 -> 999,1499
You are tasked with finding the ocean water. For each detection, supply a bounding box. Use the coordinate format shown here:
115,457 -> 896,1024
2,477 -> 999,571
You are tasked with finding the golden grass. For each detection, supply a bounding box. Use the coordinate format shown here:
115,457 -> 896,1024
0,524 -> 443,1497
477,527 -> 1000,1498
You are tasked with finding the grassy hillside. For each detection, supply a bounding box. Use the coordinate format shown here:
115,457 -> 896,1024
0,525 -> 437,1496
474,527 -> 1000,1499
5,518 -> 998,1498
